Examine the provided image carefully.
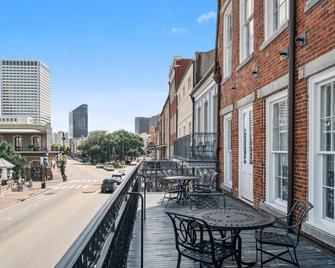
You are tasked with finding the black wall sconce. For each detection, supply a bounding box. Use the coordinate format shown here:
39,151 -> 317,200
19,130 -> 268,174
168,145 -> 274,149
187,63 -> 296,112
296,32 -> 307,47
280,48 -> 289,60
252,67 -> 259,77
231,85 -> 237,92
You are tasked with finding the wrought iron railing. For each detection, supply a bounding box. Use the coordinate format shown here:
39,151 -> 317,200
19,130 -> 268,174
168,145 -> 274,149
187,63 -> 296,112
55,164 -> 140,268
173,133 -> 217,160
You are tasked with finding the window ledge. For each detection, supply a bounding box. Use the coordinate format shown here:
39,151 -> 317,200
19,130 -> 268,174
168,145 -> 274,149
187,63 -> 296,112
260,201 -> 287,219
305,0 -> 321,13
260,22 -> 289,51
221,183 -> 232,193
236,53 -> 254,72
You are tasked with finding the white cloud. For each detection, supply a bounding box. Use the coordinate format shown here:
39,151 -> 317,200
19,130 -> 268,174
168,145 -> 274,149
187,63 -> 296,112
169,27 -> 188,35
197,11 -> 216,24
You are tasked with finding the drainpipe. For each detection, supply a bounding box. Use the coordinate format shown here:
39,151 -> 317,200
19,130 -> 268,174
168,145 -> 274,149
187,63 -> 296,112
287,0 -> 296,225
191,95 -> 195,159
213,0 -> 222,190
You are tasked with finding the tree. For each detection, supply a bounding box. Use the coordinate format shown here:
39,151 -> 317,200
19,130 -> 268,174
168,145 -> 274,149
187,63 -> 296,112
0,139 -> 24,172
77,130 -> 144,163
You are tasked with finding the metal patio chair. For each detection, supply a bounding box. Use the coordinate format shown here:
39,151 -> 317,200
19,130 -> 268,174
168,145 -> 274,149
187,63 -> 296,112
255,199 -> 314,267
166,211 -> 241,268
160,169 -> 183,207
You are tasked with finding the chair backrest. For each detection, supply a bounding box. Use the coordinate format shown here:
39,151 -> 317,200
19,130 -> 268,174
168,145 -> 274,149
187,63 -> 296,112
166,212 -> 216,262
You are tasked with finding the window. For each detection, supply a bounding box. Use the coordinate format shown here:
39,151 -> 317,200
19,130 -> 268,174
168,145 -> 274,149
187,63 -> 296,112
197,107 -> 201,132
265,0 -> 289,40
32,136 -> 40,151
224,114 -> 233,188
309,68 -> 335,235
240,0 -> 254,62
14,136 -> 22,151
223,3 -> 232,78
266,91 -> 288,210
204,102 -> 208,133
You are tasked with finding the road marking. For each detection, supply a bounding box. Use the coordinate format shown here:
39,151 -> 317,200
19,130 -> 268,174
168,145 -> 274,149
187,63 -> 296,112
53,186 -> 61,190
93,179 -> 97,182
69,185 -> 75,189
75,185 -> 82,189
87,179 -> 92,182
83,185 -> 89,189
60,186 -> 68,189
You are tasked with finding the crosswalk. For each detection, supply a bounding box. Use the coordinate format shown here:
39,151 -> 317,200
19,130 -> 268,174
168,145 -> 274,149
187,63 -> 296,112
48,179 -> 101,191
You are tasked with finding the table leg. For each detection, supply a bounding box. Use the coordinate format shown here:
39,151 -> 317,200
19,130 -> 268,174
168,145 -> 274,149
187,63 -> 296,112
234,231 -> 256,267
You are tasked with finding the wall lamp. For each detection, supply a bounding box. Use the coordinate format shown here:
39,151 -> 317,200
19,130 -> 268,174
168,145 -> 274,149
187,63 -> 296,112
280,48 -> 289,60
296,32 -> 307,47
252,67 -> 259,77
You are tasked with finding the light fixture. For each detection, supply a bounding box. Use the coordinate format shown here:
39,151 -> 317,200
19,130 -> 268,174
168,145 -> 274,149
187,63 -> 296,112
280,48 -> 289,60
296,32 -> 307,47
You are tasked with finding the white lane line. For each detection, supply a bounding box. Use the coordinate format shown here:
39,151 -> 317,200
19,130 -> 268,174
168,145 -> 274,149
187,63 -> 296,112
76,185 -> 82,189
60,186 -> 68,189
53,186 -> 61,190
68,185 -> 75,189
83,185 -> 89,189
93,179 -> 97,182
87,179 -> 92,182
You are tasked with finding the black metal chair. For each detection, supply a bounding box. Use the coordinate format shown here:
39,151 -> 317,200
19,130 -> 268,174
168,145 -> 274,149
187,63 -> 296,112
166,211 -> 241,268
160,169 -> 184,207
255,199 -> 313,267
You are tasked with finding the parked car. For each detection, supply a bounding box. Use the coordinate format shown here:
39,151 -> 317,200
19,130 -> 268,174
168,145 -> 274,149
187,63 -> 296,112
96,163 -> 104,168
110,174 -> 123,185
118,169 -> 126,176
101,179 -> 117,193
104,165 -> 114,171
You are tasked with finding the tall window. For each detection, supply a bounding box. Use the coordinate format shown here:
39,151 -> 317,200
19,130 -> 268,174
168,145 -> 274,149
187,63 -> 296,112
204,102 -> 208,133
14,136 -> 22,151
223,3 -> 232,78
320,81 -> 335,221
240,0 -> 254,62
265,0 -> 289,40
224,114 -> 232,187
197,107 -> 201,132
213,95 -> 218,132
32,136 -> 40,150
266,92 -> 288,210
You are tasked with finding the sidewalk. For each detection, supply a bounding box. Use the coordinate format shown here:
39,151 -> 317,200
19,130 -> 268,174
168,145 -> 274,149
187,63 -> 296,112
0,180 -> 62,210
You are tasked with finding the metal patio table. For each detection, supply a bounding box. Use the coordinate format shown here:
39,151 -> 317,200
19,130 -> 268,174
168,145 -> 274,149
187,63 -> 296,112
188,208 -> 275,267
164,176 -> 199,203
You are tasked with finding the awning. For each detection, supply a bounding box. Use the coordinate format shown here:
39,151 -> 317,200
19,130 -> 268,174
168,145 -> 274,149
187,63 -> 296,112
0,158 -> 15,168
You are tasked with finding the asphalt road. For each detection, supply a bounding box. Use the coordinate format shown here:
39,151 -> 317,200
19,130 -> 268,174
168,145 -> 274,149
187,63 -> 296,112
0,160 -> 134,268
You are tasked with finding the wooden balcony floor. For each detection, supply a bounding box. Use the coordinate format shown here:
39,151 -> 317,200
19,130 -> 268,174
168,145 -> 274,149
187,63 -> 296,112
127,193 -> 335,268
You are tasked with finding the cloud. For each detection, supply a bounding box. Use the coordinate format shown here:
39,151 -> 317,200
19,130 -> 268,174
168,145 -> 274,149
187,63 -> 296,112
169,27 -> 188,35
197,11 -> 216,24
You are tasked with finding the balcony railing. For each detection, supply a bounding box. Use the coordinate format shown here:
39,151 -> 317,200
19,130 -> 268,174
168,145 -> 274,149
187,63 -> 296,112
173,132 -> 217,160
55,164 -> 140,268
14,146 -> 47,152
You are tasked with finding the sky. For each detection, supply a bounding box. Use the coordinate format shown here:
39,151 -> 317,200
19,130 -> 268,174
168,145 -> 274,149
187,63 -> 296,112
0,0 -> 217,133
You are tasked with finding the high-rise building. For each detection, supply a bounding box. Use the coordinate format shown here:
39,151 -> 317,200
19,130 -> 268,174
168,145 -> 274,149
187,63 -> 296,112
0,60 -> 51,125
135,115 -> 159,134
69,104 -> 88,139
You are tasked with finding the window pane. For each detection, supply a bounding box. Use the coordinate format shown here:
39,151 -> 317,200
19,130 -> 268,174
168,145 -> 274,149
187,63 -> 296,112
324,188 -> 334,219
321,119 -> 332,151
243,114 -> 247,164
323,155 -> 334,188
249,110 -> 253,164
273,100 -> 288,151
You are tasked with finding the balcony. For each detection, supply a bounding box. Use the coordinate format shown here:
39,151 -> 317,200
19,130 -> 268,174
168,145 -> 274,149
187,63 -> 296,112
15,145 -> 47,153
57,161 -> 335,268
173,132 -> 217,161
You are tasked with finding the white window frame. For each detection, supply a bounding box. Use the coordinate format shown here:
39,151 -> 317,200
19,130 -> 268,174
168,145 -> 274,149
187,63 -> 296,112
309,66 -> 335,236
265,90 -> 288,212
239,0 -> 254,63
223,2 -> 232,78
224,113 -> 233,189
264,0 -> 289,41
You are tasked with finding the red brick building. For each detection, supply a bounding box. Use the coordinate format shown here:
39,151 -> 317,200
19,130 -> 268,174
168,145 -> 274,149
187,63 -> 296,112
216,0 -> 335,248
168,57 -> 193,158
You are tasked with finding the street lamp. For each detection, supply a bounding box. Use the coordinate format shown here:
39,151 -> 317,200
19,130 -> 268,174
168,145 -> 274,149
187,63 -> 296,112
41,150 -> 48,189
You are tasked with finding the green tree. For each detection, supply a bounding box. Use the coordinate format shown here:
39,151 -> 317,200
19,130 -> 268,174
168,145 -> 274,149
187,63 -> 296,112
0,139 -> 24,172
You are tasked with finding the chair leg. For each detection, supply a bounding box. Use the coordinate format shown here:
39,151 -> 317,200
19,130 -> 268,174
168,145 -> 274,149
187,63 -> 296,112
177,253 -> 181,268
293,248 -> 300,268
260,241 -> 263,268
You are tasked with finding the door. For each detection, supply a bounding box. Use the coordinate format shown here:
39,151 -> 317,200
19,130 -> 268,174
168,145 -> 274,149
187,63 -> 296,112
240,105 -> 253,202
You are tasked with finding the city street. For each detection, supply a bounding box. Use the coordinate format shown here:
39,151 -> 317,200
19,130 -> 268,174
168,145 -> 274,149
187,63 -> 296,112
0,160 -> 135,268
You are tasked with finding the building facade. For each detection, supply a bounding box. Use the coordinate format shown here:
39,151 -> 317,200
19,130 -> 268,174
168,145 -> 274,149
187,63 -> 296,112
158,97 -> 169,159
0,60 -> 51,125
135,117 -> 150,134
216,0 -> 335,248
0,123 -> 52,180
69,104 -> 88,139
177,61 -> 194,138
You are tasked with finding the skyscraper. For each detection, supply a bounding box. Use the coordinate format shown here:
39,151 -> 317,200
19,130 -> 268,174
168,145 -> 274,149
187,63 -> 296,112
0,60 -> 51,125
135,117 -> 150,134
69,104 -> 88,138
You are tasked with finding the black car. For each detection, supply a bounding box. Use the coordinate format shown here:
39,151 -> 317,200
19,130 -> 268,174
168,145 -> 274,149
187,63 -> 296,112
101,178 -> 117,193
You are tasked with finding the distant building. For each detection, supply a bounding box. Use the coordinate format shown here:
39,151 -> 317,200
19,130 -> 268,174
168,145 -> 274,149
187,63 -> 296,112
0,123 -> 52,180
138,133 -> 150,148
52,131 -> 69,145
0,116 -> 34,124
69,104 -> 88,139
135,115 -> 159,134
0,60 -> 51,125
